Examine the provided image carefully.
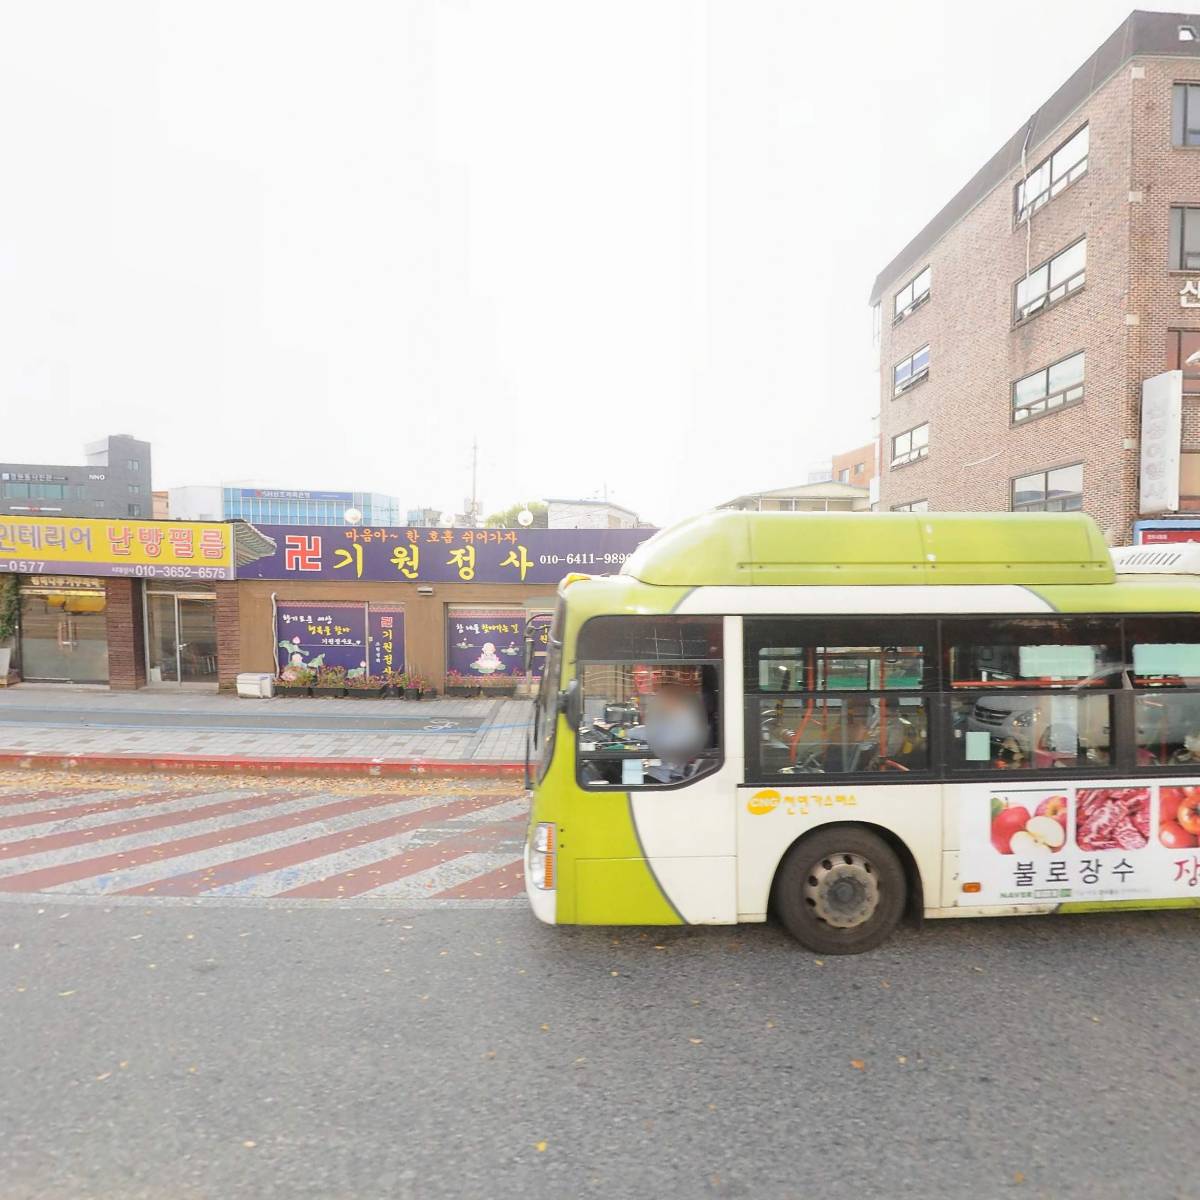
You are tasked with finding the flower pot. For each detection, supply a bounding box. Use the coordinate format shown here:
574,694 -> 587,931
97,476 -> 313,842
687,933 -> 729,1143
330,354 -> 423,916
422,687 -> 438,699
311,686 -> 346,698
445,686 -> 478,697
346,685 -> 387,699
404,687 -> 421,701
274,683 -> 311,697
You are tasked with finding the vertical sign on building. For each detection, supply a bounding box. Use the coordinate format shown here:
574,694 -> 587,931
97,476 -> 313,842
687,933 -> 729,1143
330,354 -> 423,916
366,604 -> 406,679
1140,370 -> 1183,515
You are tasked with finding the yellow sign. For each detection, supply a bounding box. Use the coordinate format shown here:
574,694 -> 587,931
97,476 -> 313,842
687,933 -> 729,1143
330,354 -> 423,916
746,788 -> 858,816
0,515 -> 234,580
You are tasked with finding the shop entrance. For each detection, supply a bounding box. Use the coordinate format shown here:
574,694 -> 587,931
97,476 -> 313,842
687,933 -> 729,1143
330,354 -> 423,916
16,579 -> 110,684
144,588 -> 218,686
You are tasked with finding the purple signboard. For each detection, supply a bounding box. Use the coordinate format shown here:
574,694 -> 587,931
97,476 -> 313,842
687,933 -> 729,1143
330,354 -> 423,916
367,605 -> 405,678
276,602 -> 368,674
236,525 -> 655,584
446,608 -> 526,680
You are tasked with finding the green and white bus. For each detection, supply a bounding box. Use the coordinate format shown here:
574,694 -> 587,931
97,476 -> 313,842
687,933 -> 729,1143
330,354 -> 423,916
524,510 -> 1200,953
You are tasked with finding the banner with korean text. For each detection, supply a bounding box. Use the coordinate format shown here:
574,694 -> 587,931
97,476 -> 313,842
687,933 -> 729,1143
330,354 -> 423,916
0,516 -> 234,580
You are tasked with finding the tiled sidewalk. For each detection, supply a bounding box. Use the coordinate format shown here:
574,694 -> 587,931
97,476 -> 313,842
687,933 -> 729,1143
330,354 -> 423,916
0,686 -> 532,765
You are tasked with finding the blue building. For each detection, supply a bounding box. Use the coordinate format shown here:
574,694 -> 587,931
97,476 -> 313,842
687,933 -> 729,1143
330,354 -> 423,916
169,486 -> 403,527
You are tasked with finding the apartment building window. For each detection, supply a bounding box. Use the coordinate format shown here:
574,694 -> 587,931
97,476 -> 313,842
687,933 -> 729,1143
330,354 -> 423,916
891,423 -> 929,467
1172,83 -> 1200,147
1169,206 -> 1200,270
1015,124 -> 1089,224
1012,464 -> 1083,512
893,266 -> 931,322
1012,351 -> 1085,423
127,459 -> 140,472
1168,329 -> 1200,393
128,504 -> 142,517
838,468 -> 850,482
854,462 -> 865,475
1014,237 -> 1086,323
128,484 -> 141,495
893,345 -> 930,395
892,500 -> 929,512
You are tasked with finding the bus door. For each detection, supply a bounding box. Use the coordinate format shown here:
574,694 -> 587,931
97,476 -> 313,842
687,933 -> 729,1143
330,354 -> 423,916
572,614 -> 740,924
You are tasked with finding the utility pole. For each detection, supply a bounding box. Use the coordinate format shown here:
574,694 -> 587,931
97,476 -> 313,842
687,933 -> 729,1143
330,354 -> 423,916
470,437 -> 478,526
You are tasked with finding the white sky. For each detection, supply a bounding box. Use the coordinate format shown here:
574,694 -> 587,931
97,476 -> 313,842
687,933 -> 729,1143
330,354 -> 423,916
0,0 -> 1180,524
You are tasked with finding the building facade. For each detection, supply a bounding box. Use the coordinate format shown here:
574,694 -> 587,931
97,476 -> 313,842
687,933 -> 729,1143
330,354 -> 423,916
168,486 -> 403,527
1,435 -> 152,520
870,11 -> 1200,544
831,442 -> 877,491
545,499 -> 643,529
0,514 -> 655,692
717,481 -> 870,513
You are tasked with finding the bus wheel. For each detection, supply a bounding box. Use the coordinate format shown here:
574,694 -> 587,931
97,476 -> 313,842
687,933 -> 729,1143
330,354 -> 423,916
774,827 -> 906,955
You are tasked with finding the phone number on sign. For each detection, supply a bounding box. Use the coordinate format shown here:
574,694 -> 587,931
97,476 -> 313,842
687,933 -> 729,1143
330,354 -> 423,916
537,553 -> 631,567
122,565 -> 229,579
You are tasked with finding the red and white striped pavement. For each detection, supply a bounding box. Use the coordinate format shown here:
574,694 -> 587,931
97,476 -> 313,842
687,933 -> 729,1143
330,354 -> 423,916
0,771 -> 527,906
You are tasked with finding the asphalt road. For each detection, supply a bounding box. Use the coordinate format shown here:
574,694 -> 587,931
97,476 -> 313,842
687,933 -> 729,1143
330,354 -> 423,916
3,897 -> 1199,1200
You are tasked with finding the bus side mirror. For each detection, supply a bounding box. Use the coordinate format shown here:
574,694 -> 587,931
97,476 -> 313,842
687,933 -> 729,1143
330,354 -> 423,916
559,679 -> 582,728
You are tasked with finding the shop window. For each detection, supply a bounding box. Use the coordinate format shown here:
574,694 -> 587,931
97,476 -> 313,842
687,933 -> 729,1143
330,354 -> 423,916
743,617 -> 932,778
575,616 -> 722,789
17,587 -> 109,683
943,617 -> 1118,771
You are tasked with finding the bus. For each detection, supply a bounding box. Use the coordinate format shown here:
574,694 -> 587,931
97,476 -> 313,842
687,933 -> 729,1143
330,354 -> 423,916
524,510 -> 1200,954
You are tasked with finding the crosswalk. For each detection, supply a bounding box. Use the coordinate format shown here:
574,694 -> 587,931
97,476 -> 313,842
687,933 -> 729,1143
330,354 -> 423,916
0,772 -> 527,906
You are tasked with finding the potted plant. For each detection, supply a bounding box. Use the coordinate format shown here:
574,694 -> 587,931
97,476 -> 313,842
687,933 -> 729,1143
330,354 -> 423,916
444,670 -> 480,698
475,670 -> 522,698
383,667 -> 407,698
345,671 -> 387,699
312,665 -> 348,698
402,672 -> 426,701
275,664 -> 315,697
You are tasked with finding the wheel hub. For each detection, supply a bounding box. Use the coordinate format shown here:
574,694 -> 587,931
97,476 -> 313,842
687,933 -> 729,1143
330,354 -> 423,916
803,853 -> 880,928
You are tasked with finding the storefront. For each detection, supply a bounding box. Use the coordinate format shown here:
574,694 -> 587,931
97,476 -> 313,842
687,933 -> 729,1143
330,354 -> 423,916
235,524 -> 654,691
1,514 -> 235,690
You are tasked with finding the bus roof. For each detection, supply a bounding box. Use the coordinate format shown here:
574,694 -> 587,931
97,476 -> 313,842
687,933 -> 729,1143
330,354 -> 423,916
620,511 -> 1116,588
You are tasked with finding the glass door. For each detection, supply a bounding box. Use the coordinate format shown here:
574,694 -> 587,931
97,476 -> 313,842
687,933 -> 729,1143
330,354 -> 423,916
178,598 -> 218,683
146,593 -> 180,683
145,591 -> 218,686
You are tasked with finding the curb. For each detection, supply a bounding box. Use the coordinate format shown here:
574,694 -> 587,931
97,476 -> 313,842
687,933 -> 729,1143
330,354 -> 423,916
0,750 -> 526,780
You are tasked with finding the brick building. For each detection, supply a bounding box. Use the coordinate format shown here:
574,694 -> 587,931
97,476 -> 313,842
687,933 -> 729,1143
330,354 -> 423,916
870,10 -> 1200,542
831,442 -> 877,491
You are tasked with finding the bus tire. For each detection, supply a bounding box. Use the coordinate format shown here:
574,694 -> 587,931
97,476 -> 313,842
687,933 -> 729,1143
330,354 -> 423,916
773,826 -> 906,955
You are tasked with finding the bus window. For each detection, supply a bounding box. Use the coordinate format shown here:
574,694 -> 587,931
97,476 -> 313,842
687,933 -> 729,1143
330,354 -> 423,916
574,616 -> 722,789
744,618 -> 933,777
944,617 -> 1118,771
1126,616 -> 1200,767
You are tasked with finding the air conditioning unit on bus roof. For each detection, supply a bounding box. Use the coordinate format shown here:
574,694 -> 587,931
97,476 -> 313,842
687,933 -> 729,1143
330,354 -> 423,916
1110,544 -> 1200,574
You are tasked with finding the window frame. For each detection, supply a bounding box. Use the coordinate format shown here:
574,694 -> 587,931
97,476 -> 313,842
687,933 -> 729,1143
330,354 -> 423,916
572,615 -> 725,793
1013,237 -> 1087,324
1011,462 -> 1084,513
891,422 -> 930,468
893,266 -> 932,323
742,616 -> 938,785
1172,82 -> 1200,148
1014,123 -> 1089,224
1168,329 -> 1200,395
1011,350 -> 1086,425
738,613 -> 1200,785
893,345 -> 931,396
1169,205 -> 1200,271
891,500 -> 929,512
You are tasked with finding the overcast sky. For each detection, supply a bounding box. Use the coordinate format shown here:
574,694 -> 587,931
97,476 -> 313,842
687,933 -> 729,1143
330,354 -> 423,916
0,0 -> 1180,524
